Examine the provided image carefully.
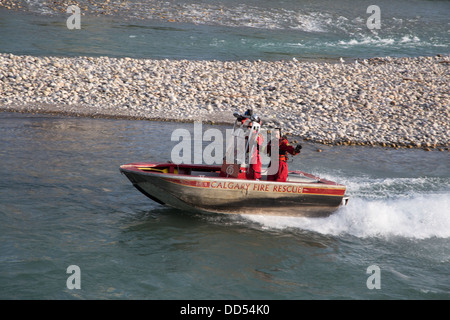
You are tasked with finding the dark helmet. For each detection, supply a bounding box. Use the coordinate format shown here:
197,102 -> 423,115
244,109 -> 253,117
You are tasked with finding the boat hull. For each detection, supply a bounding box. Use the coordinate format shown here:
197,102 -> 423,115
120,163 -> 348,217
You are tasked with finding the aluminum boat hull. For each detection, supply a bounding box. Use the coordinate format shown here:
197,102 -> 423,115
120,162 -> 348,217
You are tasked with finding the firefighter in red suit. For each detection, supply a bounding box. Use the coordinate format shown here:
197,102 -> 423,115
246,116 -> 263,180
268,129 -> 302,182
232,109 -> 262,180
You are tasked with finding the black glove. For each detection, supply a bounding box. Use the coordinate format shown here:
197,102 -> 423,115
295,144 -> 302,153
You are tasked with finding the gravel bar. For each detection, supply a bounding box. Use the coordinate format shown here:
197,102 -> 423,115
1,53 -> 448,150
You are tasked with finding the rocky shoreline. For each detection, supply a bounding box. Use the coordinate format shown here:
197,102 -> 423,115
1,53 -> 448,150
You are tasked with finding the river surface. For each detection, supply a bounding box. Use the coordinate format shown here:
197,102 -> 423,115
0,112 -> 449,300
1,0 -> 449,301
0,0 -> 449,61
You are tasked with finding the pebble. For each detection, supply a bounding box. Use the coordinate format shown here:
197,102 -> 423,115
0,53 -> 449,150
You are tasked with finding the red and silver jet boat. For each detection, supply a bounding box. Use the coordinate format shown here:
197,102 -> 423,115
120,112 -> 348,217
120,162 -> 348,217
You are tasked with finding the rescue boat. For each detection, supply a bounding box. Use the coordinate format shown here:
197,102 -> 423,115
120,111 -> 349,218
120,162 -> 348,217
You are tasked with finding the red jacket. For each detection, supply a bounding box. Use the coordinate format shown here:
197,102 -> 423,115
279,137 -> 299,161
269,137 -> 299,161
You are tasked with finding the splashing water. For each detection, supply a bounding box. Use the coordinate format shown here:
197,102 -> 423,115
243,176 -> 450,239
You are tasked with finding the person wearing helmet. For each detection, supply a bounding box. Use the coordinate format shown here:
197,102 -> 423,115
233,109 -> 253,127
267,128 -> 302,182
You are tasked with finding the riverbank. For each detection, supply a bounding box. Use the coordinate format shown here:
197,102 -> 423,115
1,53 -> 448,150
